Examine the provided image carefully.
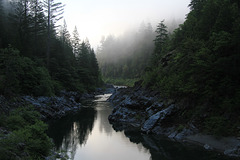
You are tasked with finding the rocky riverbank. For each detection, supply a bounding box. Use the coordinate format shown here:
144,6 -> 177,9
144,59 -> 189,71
0,84 -> 115,121
0,84 -> 115,160
108,82 -> 240,158
0,91 -> 86,121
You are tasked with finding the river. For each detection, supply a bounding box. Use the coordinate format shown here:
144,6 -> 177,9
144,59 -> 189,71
47,93 -> 233,160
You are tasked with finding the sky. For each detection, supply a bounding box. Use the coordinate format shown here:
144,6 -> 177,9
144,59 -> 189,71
57,0 -> 191,48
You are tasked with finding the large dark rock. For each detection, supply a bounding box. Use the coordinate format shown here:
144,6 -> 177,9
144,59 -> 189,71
108,82 -> 240,158
108,83 -> 180,135
141,104 -> 175,133
107,82 -> 199,141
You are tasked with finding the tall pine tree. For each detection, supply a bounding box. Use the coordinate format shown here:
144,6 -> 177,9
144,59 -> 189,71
44,0 -> 64,67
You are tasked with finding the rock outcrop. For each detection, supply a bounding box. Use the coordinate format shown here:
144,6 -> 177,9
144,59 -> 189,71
22,93 -> 82,120
108,84 -> 186,137
0,84 -> 115,121
108,82 -> 240,157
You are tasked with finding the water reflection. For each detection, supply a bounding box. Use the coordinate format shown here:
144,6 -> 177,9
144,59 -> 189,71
48,94 -> 151,160
95,102 -> 113,136
47,107 -> 97,159
111,124 -> 234,160
48,94 -> 233,160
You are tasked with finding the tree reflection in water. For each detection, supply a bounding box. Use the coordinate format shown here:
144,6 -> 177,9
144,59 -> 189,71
47,107 -> 97,159
95,102 -> 113,136
47,94 -> 232,160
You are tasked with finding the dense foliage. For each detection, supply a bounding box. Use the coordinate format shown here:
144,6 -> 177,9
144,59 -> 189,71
0,47 -> 54,96
0,1 -> 102,158
0,106 -> 52,160
143,0 -> 240,135
0,0 -> 102,96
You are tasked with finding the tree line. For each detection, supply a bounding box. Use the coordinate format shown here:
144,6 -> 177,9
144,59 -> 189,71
0,0 -> 102,96
96,22 -> 155,80
143,0 -> 240,135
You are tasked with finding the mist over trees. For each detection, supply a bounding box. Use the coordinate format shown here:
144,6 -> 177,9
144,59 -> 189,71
0,0 -> 102,96
96,19 -> 183,83
96,22 -> 155,79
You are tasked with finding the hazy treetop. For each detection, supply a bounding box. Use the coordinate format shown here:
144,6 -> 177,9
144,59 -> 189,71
57,0 -> 191,48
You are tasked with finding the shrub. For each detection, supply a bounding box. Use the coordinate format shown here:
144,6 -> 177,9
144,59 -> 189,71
0,106 -> 53,160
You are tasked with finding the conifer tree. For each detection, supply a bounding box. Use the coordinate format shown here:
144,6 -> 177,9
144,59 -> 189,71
0,0 -> 4,48
60,20 -> 71,47
43,0 -> 65,67
154,20 -> 168,55
78,41 -> 89,68
10,0 -> 32,55
71,26 -> 81,56
30,0 -> 46,56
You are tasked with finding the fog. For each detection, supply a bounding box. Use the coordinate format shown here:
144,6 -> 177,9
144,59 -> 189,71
95,17 -> 186,78
58,0 -> 191,48
96,22 -> 154,78
3,0 -> 191,48
1,0 -> 191,79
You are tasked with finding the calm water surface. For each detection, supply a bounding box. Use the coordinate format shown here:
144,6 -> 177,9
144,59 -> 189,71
47,94 -> 233,160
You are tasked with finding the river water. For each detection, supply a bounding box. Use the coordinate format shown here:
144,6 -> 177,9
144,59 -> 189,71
47,94 -> 233,160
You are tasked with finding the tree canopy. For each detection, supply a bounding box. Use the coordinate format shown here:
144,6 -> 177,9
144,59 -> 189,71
143,0 -> 240,135
0,0 -> 102,96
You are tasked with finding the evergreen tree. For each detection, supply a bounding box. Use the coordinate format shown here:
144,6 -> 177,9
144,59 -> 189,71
0,0 -> 102,94
0,0 -> 4,48
60,20 -> 71,47
43,0 -> 65,67
89,48 -> 99,79
10,0 -> 32,55
154,20 -> 168,55
71,26 -> 80,56
29,0 -> 46,57
78,41 -> 89,69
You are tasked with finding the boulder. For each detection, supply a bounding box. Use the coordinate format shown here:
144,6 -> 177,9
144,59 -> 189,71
141,111 -> 162,133
141,104 -> 175,133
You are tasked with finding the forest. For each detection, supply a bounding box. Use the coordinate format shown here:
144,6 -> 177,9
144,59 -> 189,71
96,20 -> 182,86
144,0 -> 240,135
0,0 -> 240,159
97,0 -> 240,135
0,0 -> 102,159
0,0 -> 102,97
96,23 -> 155,85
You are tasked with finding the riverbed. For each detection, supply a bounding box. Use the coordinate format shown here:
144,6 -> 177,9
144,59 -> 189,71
47,93 -> 234,160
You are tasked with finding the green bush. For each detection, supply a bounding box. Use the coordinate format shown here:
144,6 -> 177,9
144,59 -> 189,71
6,114 -> 27,131
0,121 -> 52,160
0,106 -> 53,160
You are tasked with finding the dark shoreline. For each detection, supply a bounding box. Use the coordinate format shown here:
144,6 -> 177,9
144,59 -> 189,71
107,84 -> 240,158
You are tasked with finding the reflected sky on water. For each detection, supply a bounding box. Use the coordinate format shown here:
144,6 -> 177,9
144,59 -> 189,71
48,94 -> 233,160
